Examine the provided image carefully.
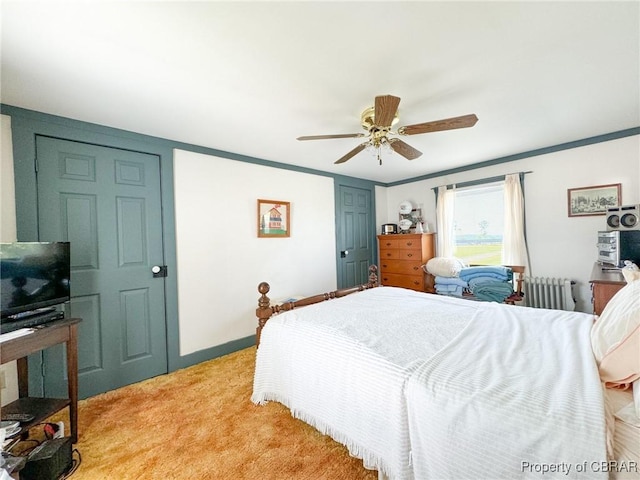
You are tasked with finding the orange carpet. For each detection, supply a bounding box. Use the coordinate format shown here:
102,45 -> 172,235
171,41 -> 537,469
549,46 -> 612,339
25,347 -> 378,479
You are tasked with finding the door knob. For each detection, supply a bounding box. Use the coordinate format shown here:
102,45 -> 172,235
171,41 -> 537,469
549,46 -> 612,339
152,265 -> 168,277
340,250 -> 349,258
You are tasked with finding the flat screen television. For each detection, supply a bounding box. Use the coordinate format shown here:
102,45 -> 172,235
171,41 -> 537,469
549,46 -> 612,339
1,242 -> 71,319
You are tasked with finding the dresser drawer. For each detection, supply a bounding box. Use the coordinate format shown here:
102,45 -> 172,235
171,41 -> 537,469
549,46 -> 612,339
378,237 -> 423,251
380,272 -> 425,291
379,249 -> 422,261
380,259 -> 423,275
592,282 -> 625,316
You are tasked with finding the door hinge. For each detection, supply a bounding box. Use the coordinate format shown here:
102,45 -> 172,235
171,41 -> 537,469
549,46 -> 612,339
34,157 -> 39,173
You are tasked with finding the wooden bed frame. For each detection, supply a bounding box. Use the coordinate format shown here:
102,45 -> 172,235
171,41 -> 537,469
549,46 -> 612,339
255,265 -> 379,347
255,264 -> 526,346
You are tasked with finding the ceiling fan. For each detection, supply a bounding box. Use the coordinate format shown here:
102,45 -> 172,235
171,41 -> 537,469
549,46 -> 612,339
297,95 -> 478,165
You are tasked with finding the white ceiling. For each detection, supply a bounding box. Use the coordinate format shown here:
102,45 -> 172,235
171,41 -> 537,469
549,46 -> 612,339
1,1 -> 638,184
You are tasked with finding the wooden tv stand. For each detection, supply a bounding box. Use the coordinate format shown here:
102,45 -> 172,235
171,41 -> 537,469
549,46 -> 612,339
1,317 -> 81,443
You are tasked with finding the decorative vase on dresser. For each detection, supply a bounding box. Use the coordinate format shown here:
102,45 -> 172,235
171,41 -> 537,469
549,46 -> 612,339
377,233 -> 436,293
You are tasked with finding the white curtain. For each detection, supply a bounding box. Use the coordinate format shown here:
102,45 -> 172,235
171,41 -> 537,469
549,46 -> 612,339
502,173 -> 531,273
436,185 -> 456,257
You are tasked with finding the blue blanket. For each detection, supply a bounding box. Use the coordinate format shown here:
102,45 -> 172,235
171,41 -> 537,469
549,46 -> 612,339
435,284 -> 465,297
434,276 -> 468,287
459,266 -> 512,282
469,279 -> 514,303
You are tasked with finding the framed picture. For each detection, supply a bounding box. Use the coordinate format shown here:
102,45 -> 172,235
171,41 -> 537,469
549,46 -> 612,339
567,183 -> 621,217
257,199 -> 290,237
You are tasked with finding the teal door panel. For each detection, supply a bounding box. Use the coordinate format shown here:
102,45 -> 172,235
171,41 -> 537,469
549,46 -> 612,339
35,136 -> 168,399
337,184 -> 374,288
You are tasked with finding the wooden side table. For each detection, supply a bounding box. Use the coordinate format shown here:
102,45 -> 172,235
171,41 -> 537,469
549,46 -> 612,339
1,317 -> 81,443
589,263 -> 625,316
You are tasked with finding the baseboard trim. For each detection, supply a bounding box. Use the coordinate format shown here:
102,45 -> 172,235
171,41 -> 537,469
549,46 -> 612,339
171,335 -> 256,371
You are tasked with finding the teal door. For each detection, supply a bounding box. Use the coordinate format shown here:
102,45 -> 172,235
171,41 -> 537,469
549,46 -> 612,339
36,136 -> 168,399
336,184 -> 375,288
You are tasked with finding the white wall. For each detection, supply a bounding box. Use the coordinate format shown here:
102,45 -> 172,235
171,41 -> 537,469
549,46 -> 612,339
173,149 -> 337,355
1,114 -> 19,406
375,185 -> 388,232
378,135 -> 640,312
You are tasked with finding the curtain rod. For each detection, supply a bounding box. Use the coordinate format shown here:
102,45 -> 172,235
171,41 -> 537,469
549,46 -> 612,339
430,171 -> 533,192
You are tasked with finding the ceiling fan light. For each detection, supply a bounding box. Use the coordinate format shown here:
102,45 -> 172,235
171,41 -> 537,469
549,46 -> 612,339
381,139 -> 393,155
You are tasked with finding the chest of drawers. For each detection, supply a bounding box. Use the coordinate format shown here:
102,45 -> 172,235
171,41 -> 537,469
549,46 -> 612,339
377,233 -> 436,293
589,263 -> 625,316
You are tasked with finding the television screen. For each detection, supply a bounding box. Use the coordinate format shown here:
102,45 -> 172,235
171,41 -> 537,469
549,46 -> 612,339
0,242 -> 71,318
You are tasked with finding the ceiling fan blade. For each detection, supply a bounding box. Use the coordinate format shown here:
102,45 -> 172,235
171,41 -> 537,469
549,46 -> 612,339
398,113 -> 478,136
388,138 -> 422,160
374,95 -> 401,128
297,133 -> 365,141
334,142 -> 367,164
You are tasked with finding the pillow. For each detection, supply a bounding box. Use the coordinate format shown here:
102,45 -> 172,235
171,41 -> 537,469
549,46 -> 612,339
612,378 -> 640,428
622,268 -> 640,283
591,278 -> 640,389
424,257 -> 466,277
599,325 -> 640,388
636,377 -> 640,417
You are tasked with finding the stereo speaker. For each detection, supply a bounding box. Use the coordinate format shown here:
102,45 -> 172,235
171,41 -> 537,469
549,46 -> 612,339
606,204 -> 640,231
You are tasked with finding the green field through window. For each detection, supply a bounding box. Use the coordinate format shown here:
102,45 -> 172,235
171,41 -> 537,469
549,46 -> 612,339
454,243 -> 502,265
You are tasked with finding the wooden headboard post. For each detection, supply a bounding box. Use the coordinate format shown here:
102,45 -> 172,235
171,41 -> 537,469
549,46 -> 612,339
255,265 -> 379,348
256,282 -> 273,348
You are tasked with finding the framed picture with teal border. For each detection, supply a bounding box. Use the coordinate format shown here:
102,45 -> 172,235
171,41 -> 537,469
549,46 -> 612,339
257,199 -> 290,237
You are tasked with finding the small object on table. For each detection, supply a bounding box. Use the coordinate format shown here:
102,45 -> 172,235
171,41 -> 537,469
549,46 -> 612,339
1,413 -> 35,423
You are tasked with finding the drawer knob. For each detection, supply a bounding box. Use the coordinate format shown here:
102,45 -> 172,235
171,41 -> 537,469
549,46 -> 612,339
407,253 -> 413,257
386,253 -> 392,257
406,242 -> 413,246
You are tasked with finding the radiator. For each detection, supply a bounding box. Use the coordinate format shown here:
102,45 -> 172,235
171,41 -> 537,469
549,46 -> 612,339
523,277 -> 576,311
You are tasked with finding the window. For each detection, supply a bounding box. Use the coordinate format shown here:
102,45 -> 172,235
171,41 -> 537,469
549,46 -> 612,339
452,181 -> 504,265
436,173 -> 529,272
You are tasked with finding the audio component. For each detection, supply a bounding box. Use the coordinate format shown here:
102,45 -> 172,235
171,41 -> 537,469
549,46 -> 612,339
606,204 -> 640,231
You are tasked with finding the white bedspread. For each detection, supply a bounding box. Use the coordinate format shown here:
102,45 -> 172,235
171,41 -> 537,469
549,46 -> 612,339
252,287 -> 480,480
405,302 -> 609,480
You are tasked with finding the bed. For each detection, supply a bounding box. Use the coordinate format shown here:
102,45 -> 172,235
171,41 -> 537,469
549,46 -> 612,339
252,265 -> 639,480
